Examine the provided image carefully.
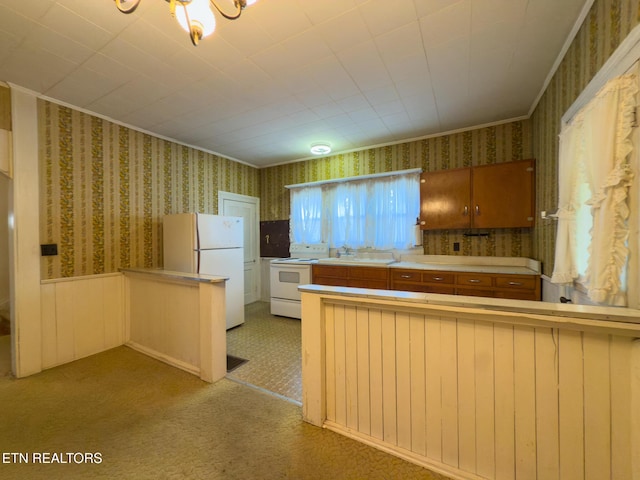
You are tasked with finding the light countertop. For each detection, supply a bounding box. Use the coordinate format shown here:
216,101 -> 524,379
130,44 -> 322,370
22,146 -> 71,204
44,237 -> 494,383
390,261 -> 539,275
299,284 -> 640,326
121,268 -> 228,284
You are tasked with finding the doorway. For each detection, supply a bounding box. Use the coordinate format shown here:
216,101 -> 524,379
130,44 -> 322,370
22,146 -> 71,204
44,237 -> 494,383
218,191 -> 260,304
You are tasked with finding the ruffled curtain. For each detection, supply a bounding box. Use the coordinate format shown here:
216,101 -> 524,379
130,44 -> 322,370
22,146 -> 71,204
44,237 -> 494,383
551,73 -> 637,305
550,124 -> 581,284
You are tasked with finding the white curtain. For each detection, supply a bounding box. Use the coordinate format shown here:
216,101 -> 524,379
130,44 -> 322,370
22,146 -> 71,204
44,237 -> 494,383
551,73 -> 637,305
290,186 -> 322,244
324,173 -> 419,249
290,172 -> 420,250
550,124 -> 581,284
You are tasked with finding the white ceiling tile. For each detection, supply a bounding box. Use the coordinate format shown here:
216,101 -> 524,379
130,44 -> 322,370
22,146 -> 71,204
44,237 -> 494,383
0,7 -> 40,39
280,30 -> 333,69
297,0 -> 359,25
215,15 -> 273,58
316,9 -> 370,53
22,25 -> 93,66
337,40 -> 391,92
413,0 -> 465,18
39,3 -> 113,51
0,0 -> 55,19
58,0 -> 133,35
0,0 -> 588,165
118,18 -> 183,62
420,0 -> 471,47
359,0 -> 419,37
246,0 -> 313,43
1,46 -> 78,94
45,67 -> 126,107
336,94 -> 371,113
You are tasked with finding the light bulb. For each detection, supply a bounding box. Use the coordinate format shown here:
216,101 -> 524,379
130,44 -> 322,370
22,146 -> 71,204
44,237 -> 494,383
175,0 -> 216,38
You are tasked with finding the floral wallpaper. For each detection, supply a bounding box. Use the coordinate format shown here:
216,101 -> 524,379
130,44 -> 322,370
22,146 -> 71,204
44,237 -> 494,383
531,0 -> 640,275
261,120 -> 534,258
38,101 -> 259,280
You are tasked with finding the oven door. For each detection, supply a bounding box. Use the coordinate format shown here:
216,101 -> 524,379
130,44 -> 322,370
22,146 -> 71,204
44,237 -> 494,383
270,263 -> 311,301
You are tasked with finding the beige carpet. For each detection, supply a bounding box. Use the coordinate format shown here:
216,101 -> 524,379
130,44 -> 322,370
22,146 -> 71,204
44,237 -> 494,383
0,346 -> 450,480
0,334 -> 10,377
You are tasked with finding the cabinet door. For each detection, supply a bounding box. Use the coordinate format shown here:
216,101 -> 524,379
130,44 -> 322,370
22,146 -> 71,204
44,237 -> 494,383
420,168 -> 471,230
471,159 -> 535,228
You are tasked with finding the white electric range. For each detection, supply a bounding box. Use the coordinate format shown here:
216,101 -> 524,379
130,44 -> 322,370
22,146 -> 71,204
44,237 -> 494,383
270,243 -> 329,319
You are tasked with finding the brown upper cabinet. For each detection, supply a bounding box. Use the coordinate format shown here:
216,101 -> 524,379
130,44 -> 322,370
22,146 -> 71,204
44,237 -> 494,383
419,159 -> 535,230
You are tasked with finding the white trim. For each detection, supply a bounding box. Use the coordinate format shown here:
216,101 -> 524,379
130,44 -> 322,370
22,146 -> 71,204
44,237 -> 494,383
285,168 -> 422,189
10,88 -> 42,377
270,116 -> 529,169
40,271 -> 122,285
217,191 -> 261,305
562,23 -> 640,124
528,0 -> 597,117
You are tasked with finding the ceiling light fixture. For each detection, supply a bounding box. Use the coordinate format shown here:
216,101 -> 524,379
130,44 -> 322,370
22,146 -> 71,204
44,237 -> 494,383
310,143 -> 332,155
114,0 -> 256,46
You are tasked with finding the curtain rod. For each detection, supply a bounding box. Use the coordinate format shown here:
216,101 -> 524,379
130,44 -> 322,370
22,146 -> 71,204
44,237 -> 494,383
285,168 -> 422,189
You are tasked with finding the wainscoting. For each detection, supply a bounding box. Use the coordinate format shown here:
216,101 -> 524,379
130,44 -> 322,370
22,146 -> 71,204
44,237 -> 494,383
301,287 -> 640,480
40,273 -> 125,369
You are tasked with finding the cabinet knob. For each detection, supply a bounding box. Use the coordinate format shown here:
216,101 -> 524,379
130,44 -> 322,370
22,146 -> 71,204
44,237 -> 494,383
420,221 -> 426,225
468,279 -> 481,283
508,281 -> 523,286
401,275 -> 412,279
475,205 -> 480,215
432,276 -> 444,281
463,205 -> 469,216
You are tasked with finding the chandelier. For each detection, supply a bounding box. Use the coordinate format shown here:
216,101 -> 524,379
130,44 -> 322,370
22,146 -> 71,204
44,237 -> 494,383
114,0 -> 255,46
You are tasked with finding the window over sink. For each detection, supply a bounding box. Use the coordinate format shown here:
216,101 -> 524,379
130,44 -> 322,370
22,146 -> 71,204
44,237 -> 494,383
288,169 -> 420,250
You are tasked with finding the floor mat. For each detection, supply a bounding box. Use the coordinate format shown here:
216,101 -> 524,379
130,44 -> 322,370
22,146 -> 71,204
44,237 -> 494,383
226,355 -> 248,372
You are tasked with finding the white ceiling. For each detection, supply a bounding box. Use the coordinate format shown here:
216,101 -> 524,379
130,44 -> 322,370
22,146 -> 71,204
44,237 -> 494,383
0,0 -> 588,167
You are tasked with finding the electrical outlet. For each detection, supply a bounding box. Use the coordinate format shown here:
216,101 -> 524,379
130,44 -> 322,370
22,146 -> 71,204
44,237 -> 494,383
453,242 -> 460,252
41,244 -> 58,256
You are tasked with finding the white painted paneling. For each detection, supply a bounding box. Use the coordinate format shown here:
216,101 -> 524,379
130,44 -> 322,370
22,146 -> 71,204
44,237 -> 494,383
124,270 -> 226,383
128,274 -> 199,371
303,292 -> 640,480
40,273 -> 125,369
474,321 -> 495,479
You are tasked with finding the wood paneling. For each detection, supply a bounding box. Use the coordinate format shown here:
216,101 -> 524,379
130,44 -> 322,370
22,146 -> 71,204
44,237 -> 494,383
40,273 -> 125,369
306,293 -> 640,480
124,271 -> 226,383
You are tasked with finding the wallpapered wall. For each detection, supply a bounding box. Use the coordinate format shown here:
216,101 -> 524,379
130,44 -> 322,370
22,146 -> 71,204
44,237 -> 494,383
531,0 -> 640,276
261,120 -> 534,258
38,101 -> 259,280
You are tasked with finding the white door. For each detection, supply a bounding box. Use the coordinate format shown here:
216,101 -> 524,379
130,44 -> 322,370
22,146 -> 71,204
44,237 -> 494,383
218,191 -> 259,304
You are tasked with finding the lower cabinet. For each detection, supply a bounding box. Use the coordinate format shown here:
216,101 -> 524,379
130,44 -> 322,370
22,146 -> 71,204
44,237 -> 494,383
312,265 -> 389,289
313,265 -> 541,301
391,269 -> 541,301
390,269 -> 455,294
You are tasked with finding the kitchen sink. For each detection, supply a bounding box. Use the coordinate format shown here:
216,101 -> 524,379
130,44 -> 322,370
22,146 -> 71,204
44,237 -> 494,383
316,252 -> 396,267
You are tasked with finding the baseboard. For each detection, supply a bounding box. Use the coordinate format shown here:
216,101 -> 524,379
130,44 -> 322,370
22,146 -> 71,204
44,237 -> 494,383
125,341 -> 200,378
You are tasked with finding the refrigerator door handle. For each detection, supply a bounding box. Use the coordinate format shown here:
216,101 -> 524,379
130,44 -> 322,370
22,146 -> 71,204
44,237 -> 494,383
197,250 -> 201,273
195,213 -> 201,250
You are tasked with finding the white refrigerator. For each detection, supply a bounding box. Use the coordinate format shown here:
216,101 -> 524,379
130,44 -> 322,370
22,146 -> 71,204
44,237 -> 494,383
162,213 -> 245,330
